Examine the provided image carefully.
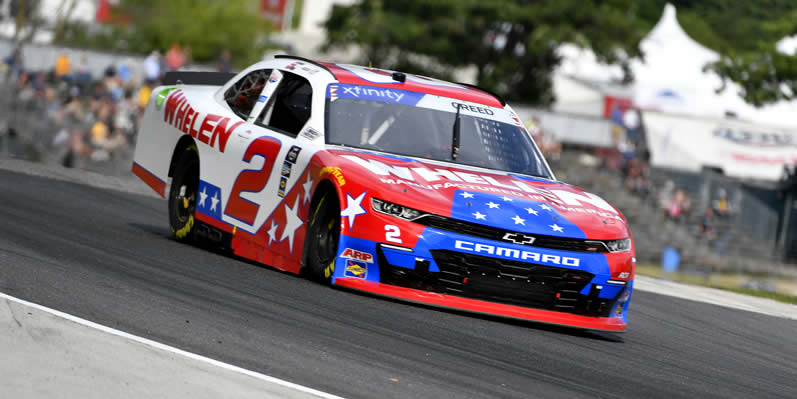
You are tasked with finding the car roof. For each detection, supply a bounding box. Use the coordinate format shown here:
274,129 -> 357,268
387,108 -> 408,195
241,56 -> 505,108
318,62 -> 504,108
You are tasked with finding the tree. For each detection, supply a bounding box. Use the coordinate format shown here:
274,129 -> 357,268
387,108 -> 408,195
9,0 -> 43,43
324,0 -> 648,105
705,5 -> 797,107
56,0 -> 272,67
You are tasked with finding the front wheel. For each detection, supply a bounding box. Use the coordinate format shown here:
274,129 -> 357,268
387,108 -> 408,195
302,192 -> 341,283
168,145 -> 199,242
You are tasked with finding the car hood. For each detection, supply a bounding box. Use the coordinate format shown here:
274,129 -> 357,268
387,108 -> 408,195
326,148 -> 629,240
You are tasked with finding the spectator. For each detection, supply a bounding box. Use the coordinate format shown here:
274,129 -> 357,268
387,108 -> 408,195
137,81 -> 153,111
216,49 -> 232,73
624,157 -> 649,197
623,108 -> 642,146
713,188 -> 731,217
698,208 -> 716,240
117,58 -> 133,84
658,179 -> 675,209
166,44 -> 186,71
55,53 -> 72,81
74,55 -> 92,85
144,51 -> 161,83
666,189 -> 691,221
4,46 -> 24,79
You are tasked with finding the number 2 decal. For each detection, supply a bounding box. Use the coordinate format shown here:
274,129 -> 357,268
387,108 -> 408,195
385,225 -> 402,244
224,136 -> 282,225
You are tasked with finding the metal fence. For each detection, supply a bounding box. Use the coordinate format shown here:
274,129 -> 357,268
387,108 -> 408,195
514,106 -> 615,147
0,39 -> 147,82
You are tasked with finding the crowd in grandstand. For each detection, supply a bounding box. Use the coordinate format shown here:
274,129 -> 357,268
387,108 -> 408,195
1,45 -> 232,171
606,109 -> 734,245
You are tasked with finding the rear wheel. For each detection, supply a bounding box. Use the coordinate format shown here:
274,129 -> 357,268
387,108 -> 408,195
303,192 -> 341,283
168,145 -> 199,242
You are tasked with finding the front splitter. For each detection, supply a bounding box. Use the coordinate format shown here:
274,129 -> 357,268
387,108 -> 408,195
334,277 -> 627,332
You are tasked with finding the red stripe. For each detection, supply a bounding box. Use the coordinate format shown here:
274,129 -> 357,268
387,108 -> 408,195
132,162 -> 166,198
334,278 -> 627,332
320,63 -> 503,108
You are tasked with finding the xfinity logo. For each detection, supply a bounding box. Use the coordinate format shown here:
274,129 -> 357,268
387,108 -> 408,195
455,240 -> 580,267
342,86 -> 405,102
502,232 -> 536,245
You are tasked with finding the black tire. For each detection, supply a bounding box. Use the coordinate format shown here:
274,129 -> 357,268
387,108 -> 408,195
303,192 -> 341,283
168,145 -> 199,242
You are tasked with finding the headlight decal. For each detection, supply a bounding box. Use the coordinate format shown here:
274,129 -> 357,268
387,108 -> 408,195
372,198 -> 425,221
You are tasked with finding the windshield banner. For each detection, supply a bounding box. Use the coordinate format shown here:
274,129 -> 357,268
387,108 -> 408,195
327,83 -> 520,127
328,83 -> 425,106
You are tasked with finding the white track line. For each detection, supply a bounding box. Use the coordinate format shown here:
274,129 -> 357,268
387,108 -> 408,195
0,292 -> 345,399
633,276 -> 797,321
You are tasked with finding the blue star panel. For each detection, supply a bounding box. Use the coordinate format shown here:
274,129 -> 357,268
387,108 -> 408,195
197,180 -> 223,221
449,190 -> 586,239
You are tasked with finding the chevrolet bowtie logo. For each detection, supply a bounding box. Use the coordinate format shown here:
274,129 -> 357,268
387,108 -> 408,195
502,232 -> 536,245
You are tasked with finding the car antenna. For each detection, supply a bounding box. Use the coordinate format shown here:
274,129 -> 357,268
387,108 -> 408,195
451,104 -> 461,161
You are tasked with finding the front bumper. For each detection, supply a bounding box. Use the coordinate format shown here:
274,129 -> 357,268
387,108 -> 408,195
335,277 -> 628,332
334,225 -> 633,332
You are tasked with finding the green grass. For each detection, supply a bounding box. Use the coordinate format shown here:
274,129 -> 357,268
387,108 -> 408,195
718,287 -> 797,305
636,264 -> 797,305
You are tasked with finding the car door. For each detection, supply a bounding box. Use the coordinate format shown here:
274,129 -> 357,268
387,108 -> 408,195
214,68 -> 315,255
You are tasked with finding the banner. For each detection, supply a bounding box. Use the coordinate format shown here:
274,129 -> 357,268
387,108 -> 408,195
644,111 -> 797,181
261,0 -> 293,31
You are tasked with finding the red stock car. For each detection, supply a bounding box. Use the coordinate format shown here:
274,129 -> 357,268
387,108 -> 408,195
131,55 -> 635,332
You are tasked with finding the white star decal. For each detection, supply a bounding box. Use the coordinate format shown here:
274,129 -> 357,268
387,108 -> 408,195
525,207 -> 539,216
460,192 -> 474,199
265,220 -> 279,247
301,174 -> 313,205
198,187 -> 208,207
540,204 -> 552,211
550,224 -> 564,232
512,215 -> 525,225
501,195 -> 514,202
210,192 -> 219,212
473,211 -> 486,220
486,201 -> 500,209
341,191 -> 367,230
280,196 -> 304,253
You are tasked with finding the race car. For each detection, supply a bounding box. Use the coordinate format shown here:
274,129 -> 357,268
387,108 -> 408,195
132,55 -> 635,332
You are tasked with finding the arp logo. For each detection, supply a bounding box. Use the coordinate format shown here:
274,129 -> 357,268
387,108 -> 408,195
344,260 -> 368,279
340,248 -> 374,263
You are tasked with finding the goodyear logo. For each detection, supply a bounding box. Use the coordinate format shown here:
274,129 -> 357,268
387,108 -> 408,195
320,166 -> 346,186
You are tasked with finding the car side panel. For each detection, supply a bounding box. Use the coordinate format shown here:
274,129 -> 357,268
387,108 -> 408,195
154,66 -> 330,274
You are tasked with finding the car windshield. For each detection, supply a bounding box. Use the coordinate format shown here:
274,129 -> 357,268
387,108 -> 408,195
324,84 -> 553,179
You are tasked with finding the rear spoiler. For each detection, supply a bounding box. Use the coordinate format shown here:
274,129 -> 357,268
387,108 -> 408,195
162,71 -> 236,86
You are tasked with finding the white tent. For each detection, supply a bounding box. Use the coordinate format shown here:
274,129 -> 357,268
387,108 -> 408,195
551,3 -> 797,181
556,3 -> 797,128
632,4 -> 797,127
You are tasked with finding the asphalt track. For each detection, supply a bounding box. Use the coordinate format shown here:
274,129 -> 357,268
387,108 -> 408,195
1,167 -> 796,399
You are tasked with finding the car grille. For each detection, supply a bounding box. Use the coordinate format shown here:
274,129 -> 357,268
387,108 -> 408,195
413,215 -> 604,252
378,248 -> 618,317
